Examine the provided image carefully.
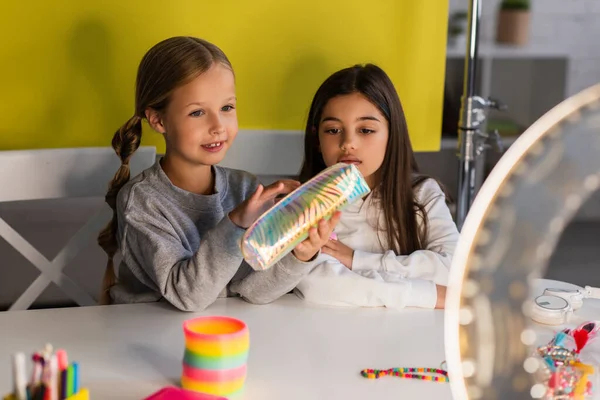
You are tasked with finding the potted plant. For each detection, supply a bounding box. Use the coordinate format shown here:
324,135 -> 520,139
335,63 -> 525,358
496,0 -> 531,45
448,11 -> 469,48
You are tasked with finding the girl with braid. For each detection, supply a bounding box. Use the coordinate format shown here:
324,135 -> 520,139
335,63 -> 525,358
98,37 -> 339,311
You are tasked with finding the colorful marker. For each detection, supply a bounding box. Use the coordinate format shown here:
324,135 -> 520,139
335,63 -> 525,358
48,356 -> 58,400
11,353 -> 27,400
60,369 -> 68,400
55,351 -> 68,372
66,365 -> 74,398
55,350 -> 68,400
71,363 -> 79,395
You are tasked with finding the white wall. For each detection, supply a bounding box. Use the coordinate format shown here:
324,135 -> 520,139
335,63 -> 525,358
449,0 -> 600,96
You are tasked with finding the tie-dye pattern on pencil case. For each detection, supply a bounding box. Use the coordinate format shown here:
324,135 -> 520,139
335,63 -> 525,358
241,163 -> 370,271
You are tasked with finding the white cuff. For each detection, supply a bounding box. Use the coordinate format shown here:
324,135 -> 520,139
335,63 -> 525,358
403,279 -> 437,309
351,250 -> 383,272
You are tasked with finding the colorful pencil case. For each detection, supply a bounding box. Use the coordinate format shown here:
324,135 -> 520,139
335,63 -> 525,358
241,163 -> 370,270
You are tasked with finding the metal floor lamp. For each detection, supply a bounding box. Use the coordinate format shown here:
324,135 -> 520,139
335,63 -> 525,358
455,0 -> 506,230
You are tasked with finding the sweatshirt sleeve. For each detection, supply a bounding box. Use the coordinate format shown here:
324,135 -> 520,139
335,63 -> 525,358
120,209 -> 246,312
225,172 -> 324,305
294,258 -> 438,309
229,252 -> 320,305
351,179 -> 458,286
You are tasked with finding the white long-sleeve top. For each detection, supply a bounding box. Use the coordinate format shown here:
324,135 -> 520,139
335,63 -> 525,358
294,178 -> 459,309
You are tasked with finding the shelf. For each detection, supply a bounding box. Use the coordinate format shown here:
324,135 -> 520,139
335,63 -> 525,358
446,43 -> 569,59
439,135 -> 519,150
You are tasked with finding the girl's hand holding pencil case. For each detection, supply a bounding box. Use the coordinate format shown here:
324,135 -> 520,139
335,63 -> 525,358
241,163 -> 370,271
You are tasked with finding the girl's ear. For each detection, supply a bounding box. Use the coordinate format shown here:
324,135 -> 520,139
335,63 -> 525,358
145,108 -> 166,134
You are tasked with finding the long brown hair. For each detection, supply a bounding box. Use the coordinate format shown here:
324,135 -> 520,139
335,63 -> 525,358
299,64 -> 436,255
97,36 -> 233,305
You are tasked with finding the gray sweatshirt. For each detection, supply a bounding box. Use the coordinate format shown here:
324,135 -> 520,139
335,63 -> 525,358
109,160 -> 316,311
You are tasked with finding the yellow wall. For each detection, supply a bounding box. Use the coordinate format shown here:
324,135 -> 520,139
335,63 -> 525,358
0,1 -> 448,152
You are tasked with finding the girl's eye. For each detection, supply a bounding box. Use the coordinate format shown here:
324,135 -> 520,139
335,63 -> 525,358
360,128 -> 375,134
324,128 -> 341,135
189,110 -> 204,117
222,104 -> 235,112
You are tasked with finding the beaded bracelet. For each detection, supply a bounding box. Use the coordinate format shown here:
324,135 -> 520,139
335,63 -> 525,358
360,367 -> 449,383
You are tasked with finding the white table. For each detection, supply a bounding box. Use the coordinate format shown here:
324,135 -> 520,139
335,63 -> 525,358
2,279 -> 598,400
0,295 -> 451,400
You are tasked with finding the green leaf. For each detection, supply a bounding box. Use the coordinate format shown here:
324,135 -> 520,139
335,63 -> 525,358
500,0 -> 530,10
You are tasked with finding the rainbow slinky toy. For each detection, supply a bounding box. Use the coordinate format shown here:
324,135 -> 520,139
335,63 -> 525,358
182,316 -> 249,398
241,163 -> 371,270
